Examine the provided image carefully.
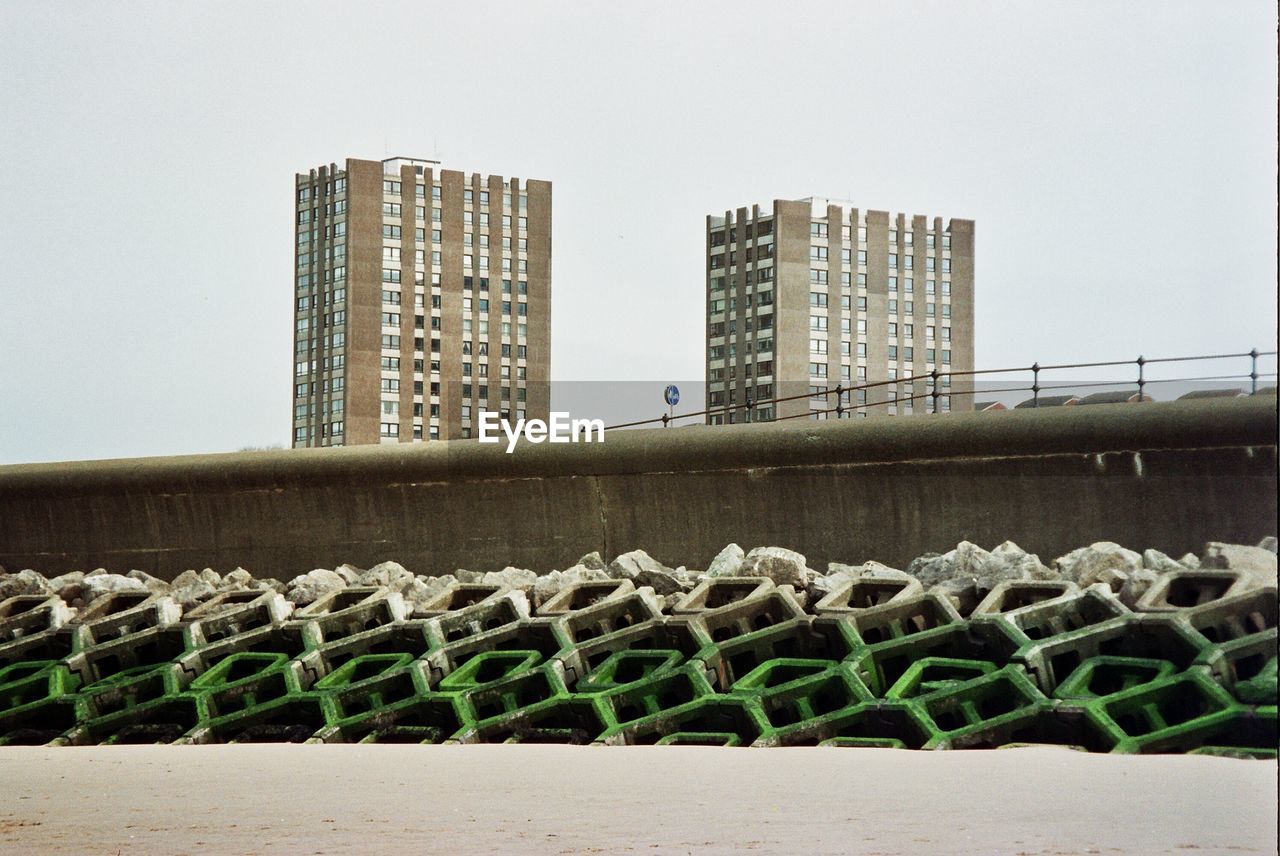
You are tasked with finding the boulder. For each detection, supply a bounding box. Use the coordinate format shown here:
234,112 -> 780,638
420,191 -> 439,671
333,564 -> 364,585
670,567 -> 701,591
453,568 -> 485,584
607,549 -> 671,581
1259,536 -> 1278,555
908,542 -> 989,588
987,541 -> 1057,583
532,570 -> 565,607
1201,542 -> 1278,589
706,544 -> 745,577
481,567 -> 539,591
47,571 -> 86,605
0,570 -> 52,600
909,542 -> 1053,595
220,569 -> 254,590
127,569 -> 171,595
1178,553 -> 1201,569
561,565 -> 610,584
168,569 -> 217,606
285,569 -> 346,606
739,547 -> 808,588
83,573 -> 148,602
577,552 -> 606,571
1052,542 -> 1143,586
1142,550 -> 1185,574
199,568 -> 222,587
358,561 -> 414,588
396,576 -> 442,614
634,568 -> 682,596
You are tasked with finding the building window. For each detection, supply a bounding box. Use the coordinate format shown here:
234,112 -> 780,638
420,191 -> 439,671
889,253 -> 898,269
380,423 -> 399,438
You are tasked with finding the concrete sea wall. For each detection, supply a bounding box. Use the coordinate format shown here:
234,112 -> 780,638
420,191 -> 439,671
0,398 -> 1275,579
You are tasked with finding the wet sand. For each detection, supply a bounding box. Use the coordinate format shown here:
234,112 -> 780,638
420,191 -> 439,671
0,745 -> 1274,854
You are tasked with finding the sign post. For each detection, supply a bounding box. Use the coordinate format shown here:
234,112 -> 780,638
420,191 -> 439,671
663,385 -> 680,426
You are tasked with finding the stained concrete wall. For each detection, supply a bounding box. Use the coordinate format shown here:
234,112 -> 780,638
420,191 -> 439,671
0,398 -> 1275,580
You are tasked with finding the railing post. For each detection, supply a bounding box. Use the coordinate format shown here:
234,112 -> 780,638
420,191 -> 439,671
834,383 -> 844,418
1032,362 -> 1040,407
1250,348 -> 1259,395
930,368 -> 939,414
1136,355 -> 1145,402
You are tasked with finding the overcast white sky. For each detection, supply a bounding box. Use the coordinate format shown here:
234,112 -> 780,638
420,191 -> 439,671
0,1 -> 1275,463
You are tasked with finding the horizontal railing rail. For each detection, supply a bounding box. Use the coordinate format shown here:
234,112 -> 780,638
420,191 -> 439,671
604,348 -> 1278,430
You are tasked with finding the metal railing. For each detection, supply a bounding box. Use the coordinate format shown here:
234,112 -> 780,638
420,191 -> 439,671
603,348 -> 1278,430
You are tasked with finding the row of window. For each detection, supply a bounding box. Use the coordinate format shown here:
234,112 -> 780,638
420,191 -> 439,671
296,176 -> 346,202
296,222 -> 346,246
380,180 -> 528,208
381,333 -> 530,354
711,220 -> 953,249
297,201 -> 347,223
295,354 -> 345,376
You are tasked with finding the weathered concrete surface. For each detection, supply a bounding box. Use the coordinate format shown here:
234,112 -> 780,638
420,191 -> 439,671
0,746 -> 1273,855
0,397 -> 1275,580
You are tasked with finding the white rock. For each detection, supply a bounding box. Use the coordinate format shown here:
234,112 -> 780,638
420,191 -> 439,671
170,578 -> 217,606
0,570 -> 52,599
607,549 -> 670,581
1201,542 -> 1278,589
220,569 -> 254,590
481,567 -> 538,590
706,544 -> 746,577
285,568 -> 347,606
358,561 -> 413,587
333,564 -> 363,585
1142,549 -> 1184,573
577,552 -> 606,571
533,570 -> 565,607
740,546 -> 809,588
1052,542 -> 1143,586
83,573 -> 148,601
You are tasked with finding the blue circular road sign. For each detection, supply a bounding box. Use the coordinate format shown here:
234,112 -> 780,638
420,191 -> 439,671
664,385 -> 680,407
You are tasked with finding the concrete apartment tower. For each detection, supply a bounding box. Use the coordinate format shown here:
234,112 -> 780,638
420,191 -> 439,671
292,157 -> 551,447
705,198 -> 973,423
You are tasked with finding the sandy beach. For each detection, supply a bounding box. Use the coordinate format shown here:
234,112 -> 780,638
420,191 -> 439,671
0,745 -> 1274,854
